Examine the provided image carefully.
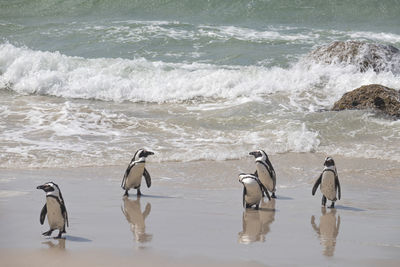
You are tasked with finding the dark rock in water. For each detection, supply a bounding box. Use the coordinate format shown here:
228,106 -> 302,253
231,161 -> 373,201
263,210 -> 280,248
308,41 -> 400,73
332,84 -> 400,118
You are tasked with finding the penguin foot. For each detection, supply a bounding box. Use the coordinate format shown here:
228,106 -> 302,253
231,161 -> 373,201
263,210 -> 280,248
137,189 -> 142,196
321,196 -> 327,207
271,192 -> 276,198
255,204 -> 259,210
329,202 -> 335,209
42,230 -> 53,236
123,190 -> 129,197
55,230 -> 64,239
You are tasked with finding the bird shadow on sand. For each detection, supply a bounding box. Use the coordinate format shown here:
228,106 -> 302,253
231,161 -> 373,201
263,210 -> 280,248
274,195 -> 293,200
64,235 -> 92,242
334,205 -> 365,212
128,194 -> 178,199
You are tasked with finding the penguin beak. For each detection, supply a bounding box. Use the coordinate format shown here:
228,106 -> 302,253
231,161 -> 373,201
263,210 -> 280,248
249,151 -> 259,157
145,151 -> 154,156
37,184 -> 53,192
37,185 -> 46,190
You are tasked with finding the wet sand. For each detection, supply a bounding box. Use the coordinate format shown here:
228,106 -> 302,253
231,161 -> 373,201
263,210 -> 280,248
0,153 -> 399,266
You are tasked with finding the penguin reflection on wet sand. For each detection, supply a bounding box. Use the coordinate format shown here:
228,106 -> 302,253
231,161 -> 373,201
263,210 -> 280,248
121,196 -> 152,243
249,150 -> 277,198
311,208 -> 341,257
238,199 -> 276,244
239,173 -> 270,210
37,182 -> 69,239
42,238 -> 66,250
312,157 -> 341,208
122,149 -> 154,196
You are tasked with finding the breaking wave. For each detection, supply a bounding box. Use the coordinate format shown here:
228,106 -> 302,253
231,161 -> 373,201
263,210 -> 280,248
1,43 -> 399,108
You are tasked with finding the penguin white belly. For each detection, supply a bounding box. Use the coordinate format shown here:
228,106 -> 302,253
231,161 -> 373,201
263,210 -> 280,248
46,197 -> 64,230
126,163 -> 145,189
321,171 -> 337,201
243,178 -> 262,206
256,163 -> 274,192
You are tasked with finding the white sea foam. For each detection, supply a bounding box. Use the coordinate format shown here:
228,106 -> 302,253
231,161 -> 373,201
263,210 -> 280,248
1,43 -> 400,167
198,25 -> 317,43
347,31 -> 400,44
1,43 -> 399,107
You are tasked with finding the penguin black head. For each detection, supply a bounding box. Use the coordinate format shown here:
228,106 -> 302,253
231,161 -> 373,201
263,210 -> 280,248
238,173 -> 257,184
249,150 -> 268,160
131,149 -> 154,162
324,157 -> 335,167
238,173 -> 247,183
139,149 -> 154,158
37,182 -> 57,192
37,182 -> 63,200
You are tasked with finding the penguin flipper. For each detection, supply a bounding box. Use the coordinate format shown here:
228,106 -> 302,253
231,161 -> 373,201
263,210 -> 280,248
255,177 -> 271,201
40,204 -> 47,225
268,160 -> 276,173
121,164 -> 133,189
63,208 -> 69,228
335,174 -> 341,200
262,184 -> 271,201
59,200 -> 69,228
143,167 -> 151,188
312,174 -> 322,195
242,187 -> 246,208
261,159 -> 276,181
267,165 -> 276,182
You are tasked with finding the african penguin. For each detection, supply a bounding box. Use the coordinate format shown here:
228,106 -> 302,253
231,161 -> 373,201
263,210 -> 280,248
312,157 -> 341,208
239,173 -> 269,209
121,149 -> 154,196
37,182 -> 69,239
249,150 -> 277,198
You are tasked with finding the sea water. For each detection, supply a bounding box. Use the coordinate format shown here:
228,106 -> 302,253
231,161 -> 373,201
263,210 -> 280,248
0,0 -> 399,168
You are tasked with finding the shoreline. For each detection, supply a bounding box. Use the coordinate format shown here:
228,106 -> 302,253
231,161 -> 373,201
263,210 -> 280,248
0,153 -> 399,266
1,152 -> 398,190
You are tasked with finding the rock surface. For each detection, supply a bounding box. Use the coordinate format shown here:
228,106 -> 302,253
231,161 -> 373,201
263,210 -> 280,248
308,41 -> 400,73
332,84 -> 400,118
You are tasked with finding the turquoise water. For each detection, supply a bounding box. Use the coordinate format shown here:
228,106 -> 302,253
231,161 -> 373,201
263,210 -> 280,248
0,0 -> 399,167
2,0 -> 399,64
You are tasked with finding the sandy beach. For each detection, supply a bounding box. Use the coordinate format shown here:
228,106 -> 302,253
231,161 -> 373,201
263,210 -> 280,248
0,153 -> 399,266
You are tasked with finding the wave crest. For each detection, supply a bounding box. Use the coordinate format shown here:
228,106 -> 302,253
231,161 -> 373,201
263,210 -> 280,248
2,43 -> 399,109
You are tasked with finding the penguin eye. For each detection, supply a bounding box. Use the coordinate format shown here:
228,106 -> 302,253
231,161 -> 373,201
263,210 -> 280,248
46,185 -> 54,191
